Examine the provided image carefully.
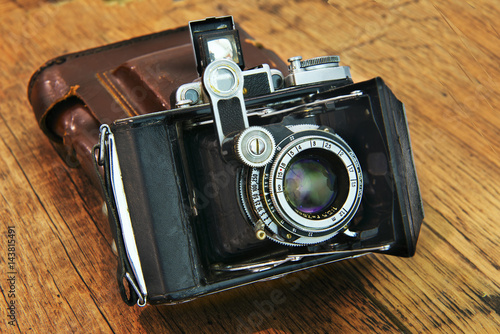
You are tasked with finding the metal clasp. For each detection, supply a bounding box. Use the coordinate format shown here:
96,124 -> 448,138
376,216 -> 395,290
125,272 -> 147,307
98,124 -> 111,165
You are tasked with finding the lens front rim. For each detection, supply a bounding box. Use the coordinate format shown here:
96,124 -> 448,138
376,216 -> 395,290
267,130 -> 363,243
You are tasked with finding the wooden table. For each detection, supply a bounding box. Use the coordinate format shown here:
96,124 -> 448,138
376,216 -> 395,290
1,0 -> 499,332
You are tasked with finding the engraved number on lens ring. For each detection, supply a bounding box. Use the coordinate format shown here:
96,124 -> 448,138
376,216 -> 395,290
269,134 -> 362,236
247,168 -> 276,232
243,131 -> 363,245
246,167 -> 289,242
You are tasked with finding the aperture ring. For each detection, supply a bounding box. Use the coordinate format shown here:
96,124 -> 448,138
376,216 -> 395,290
266,130 -> 363,244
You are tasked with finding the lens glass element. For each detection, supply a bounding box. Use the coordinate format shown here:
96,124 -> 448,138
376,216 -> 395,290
284,156 -> 338,214
213,68 -> 235,92
207,36 -> 239,63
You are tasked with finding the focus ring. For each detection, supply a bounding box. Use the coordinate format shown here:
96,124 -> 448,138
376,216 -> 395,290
266,129 -> 363,244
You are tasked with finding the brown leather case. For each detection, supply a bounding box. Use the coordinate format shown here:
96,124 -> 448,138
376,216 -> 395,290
28,24 -> 288,186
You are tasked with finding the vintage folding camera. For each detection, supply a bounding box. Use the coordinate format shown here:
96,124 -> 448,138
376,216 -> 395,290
59,16 -> 424,306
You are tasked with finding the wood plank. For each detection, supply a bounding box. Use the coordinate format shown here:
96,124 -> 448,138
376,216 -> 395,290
0,0 -> 499,332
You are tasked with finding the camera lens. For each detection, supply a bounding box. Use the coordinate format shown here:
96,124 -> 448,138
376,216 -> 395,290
240,129 -> 363,246
284,155 -> 337,214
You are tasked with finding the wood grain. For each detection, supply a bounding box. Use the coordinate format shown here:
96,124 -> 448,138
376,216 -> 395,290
0,0 -> 499,333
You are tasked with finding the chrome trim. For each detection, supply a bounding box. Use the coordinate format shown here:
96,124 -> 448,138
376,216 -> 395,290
203,58 -> 248,146
186,91 -> 364,128
252,90 -> 364,118
212,244 -> 391,273
285,55 -> 351,87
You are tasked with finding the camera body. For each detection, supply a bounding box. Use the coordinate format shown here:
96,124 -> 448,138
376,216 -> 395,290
97,17 -> 424,306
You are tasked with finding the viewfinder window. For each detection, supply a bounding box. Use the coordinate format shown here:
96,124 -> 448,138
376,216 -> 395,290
207,35 -> 240,63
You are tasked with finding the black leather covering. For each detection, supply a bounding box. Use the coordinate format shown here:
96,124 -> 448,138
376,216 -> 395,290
113,120 -> 202,301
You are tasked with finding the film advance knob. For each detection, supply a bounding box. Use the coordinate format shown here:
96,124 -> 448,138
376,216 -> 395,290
299,55 -> 340,69
236,127 -> 276,167
288,55 -> 341,73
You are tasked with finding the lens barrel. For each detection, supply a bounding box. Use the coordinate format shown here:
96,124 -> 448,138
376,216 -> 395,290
239,127 -> 363,246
